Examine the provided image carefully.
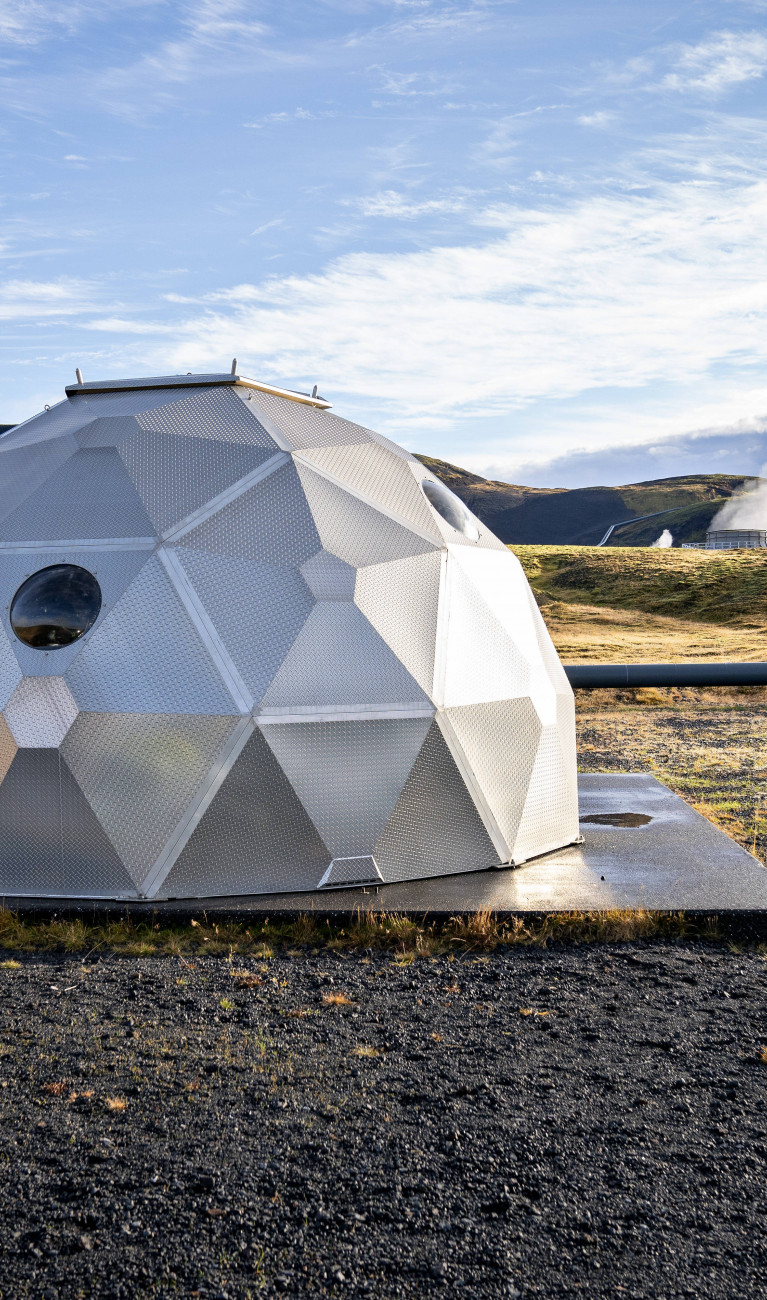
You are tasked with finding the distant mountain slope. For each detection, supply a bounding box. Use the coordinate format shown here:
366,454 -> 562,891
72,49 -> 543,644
415,455 -> 756,546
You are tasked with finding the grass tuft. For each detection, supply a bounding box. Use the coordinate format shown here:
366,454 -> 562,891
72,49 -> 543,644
0,906 -> 719,959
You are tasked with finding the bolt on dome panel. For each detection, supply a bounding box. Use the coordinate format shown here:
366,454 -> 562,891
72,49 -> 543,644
157,727 -> 330,899
296,443 -> 443,540
61,712 -> 240,889
261,715 -> 432,858
2,548 -> 153,678
296,462 -> 437,568
373,720 -> 498,882
0,448 -> 157,544
0,437 -> 78,527
299,550 -> 356,601
442,698 -> 543,857
174,546 -> 314,704
4,676 -> 78,748
65,555 -> 237,715
119,428 -> 276,534
260,602 -> 430,711
137,387 -> 277,450
513,726 -> 580,864
181,459 -> 322,566
74,416 -> 144,449
354,550 -> 442,698
0,750 -> 66,895
60,756 -> 141,899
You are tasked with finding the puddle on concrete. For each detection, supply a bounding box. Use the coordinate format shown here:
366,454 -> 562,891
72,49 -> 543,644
580,812 -> 653,828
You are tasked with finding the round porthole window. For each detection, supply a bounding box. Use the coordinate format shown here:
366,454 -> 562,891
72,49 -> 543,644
10,564 -> 102,650
421,478 -> 480,541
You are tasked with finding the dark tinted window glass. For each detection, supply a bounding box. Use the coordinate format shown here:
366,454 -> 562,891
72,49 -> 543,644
10,565 -> 102,650
421,478 -> 480,540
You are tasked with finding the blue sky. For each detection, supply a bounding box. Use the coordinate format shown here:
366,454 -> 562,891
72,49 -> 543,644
2,1 -> 767,486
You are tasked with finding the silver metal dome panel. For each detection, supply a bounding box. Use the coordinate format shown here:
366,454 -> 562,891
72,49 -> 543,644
0,371 -> 579,898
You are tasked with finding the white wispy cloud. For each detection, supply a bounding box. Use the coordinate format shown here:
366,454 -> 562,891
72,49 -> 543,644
0,277 -> 97,318
0,0 -> 154,46
356,190 -> 469,218
77,172 -> 767,440
662,30 -> 767,95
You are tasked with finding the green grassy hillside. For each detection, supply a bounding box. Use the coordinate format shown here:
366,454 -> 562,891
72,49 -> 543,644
512,544 -> 767,625
417,454 -> 756,546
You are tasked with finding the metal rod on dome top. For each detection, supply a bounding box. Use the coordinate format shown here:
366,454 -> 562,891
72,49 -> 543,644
565,662 -> 767,688
230,358 -> 237,374
75,368 -> 83,385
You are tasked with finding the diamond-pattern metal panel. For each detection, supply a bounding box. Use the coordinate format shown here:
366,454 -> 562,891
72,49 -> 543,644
262,715 -> 432,857
158,728 -> 330,898
60,756 -> 140,898
4,677 -> 78,748
300,550 -> 356,601
0,715 -> 17,785
0,448 -> 156,543
374,721 -> 498,881
513,725 -> 580,864
444,699 -> 542,853
74,416 -> 143,449
181,459 -> 322,566
354,551 -> 441,697
246,391 -> 374,449
0,625 -> 22,709
319,856 -> 383,888
137,388 -> 277,450
261,602 -> 430,710
297,443 -> 443,539
0,750 -> 65,895
174,546 -> 314,704
3,548 -> 152,678
119,428 -> 274,533
441,549 -> 532,708
66,555 -> 235,715
0,373 -> 577,899
296,462 -> 436,568
61,712 -> 239,888
0,437 -> 78,526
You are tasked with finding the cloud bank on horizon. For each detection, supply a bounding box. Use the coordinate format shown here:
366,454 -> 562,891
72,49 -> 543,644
1,0 -> 766,488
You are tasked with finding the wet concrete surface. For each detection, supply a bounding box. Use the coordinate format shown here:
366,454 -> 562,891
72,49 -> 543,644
6,775 -> 767,920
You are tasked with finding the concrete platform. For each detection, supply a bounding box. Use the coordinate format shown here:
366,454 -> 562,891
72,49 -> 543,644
4,775 -> 767,919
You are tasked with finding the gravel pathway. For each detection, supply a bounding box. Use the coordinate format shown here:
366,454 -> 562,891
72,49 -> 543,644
2,945 -> 766,1299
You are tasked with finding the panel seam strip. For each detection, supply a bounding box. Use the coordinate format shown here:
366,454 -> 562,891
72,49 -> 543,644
292,453 -> 443,548
157,546 -> 254,714
161,451 -> 289,543
142,717 -> 255,898
436,712 -> 511,863
0,538 -> 157,551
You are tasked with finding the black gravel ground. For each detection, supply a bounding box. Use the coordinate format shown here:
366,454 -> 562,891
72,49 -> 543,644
2,943 -> 766,1299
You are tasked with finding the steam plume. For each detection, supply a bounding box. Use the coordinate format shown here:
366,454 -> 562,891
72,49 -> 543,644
652,529 -> 673,548
709,468 -> 767,530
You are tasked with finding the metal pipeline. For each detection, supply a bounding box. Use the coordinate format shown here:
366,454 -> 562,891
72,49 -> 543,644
565,662 -> 767,688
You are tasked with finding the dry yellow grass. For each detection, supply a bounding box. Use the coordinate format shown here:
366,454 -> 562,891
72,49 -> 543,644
542,599 -> 767,663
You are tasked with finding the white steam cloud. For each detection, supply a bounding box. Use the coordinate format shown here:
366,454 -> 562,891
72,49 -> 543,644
709,469 -> 767,530
651,529 -> 674,548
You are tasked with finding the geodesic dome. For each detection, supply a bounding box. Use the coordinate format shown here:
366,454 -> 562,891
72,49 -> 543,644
0,371 -> 578,899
